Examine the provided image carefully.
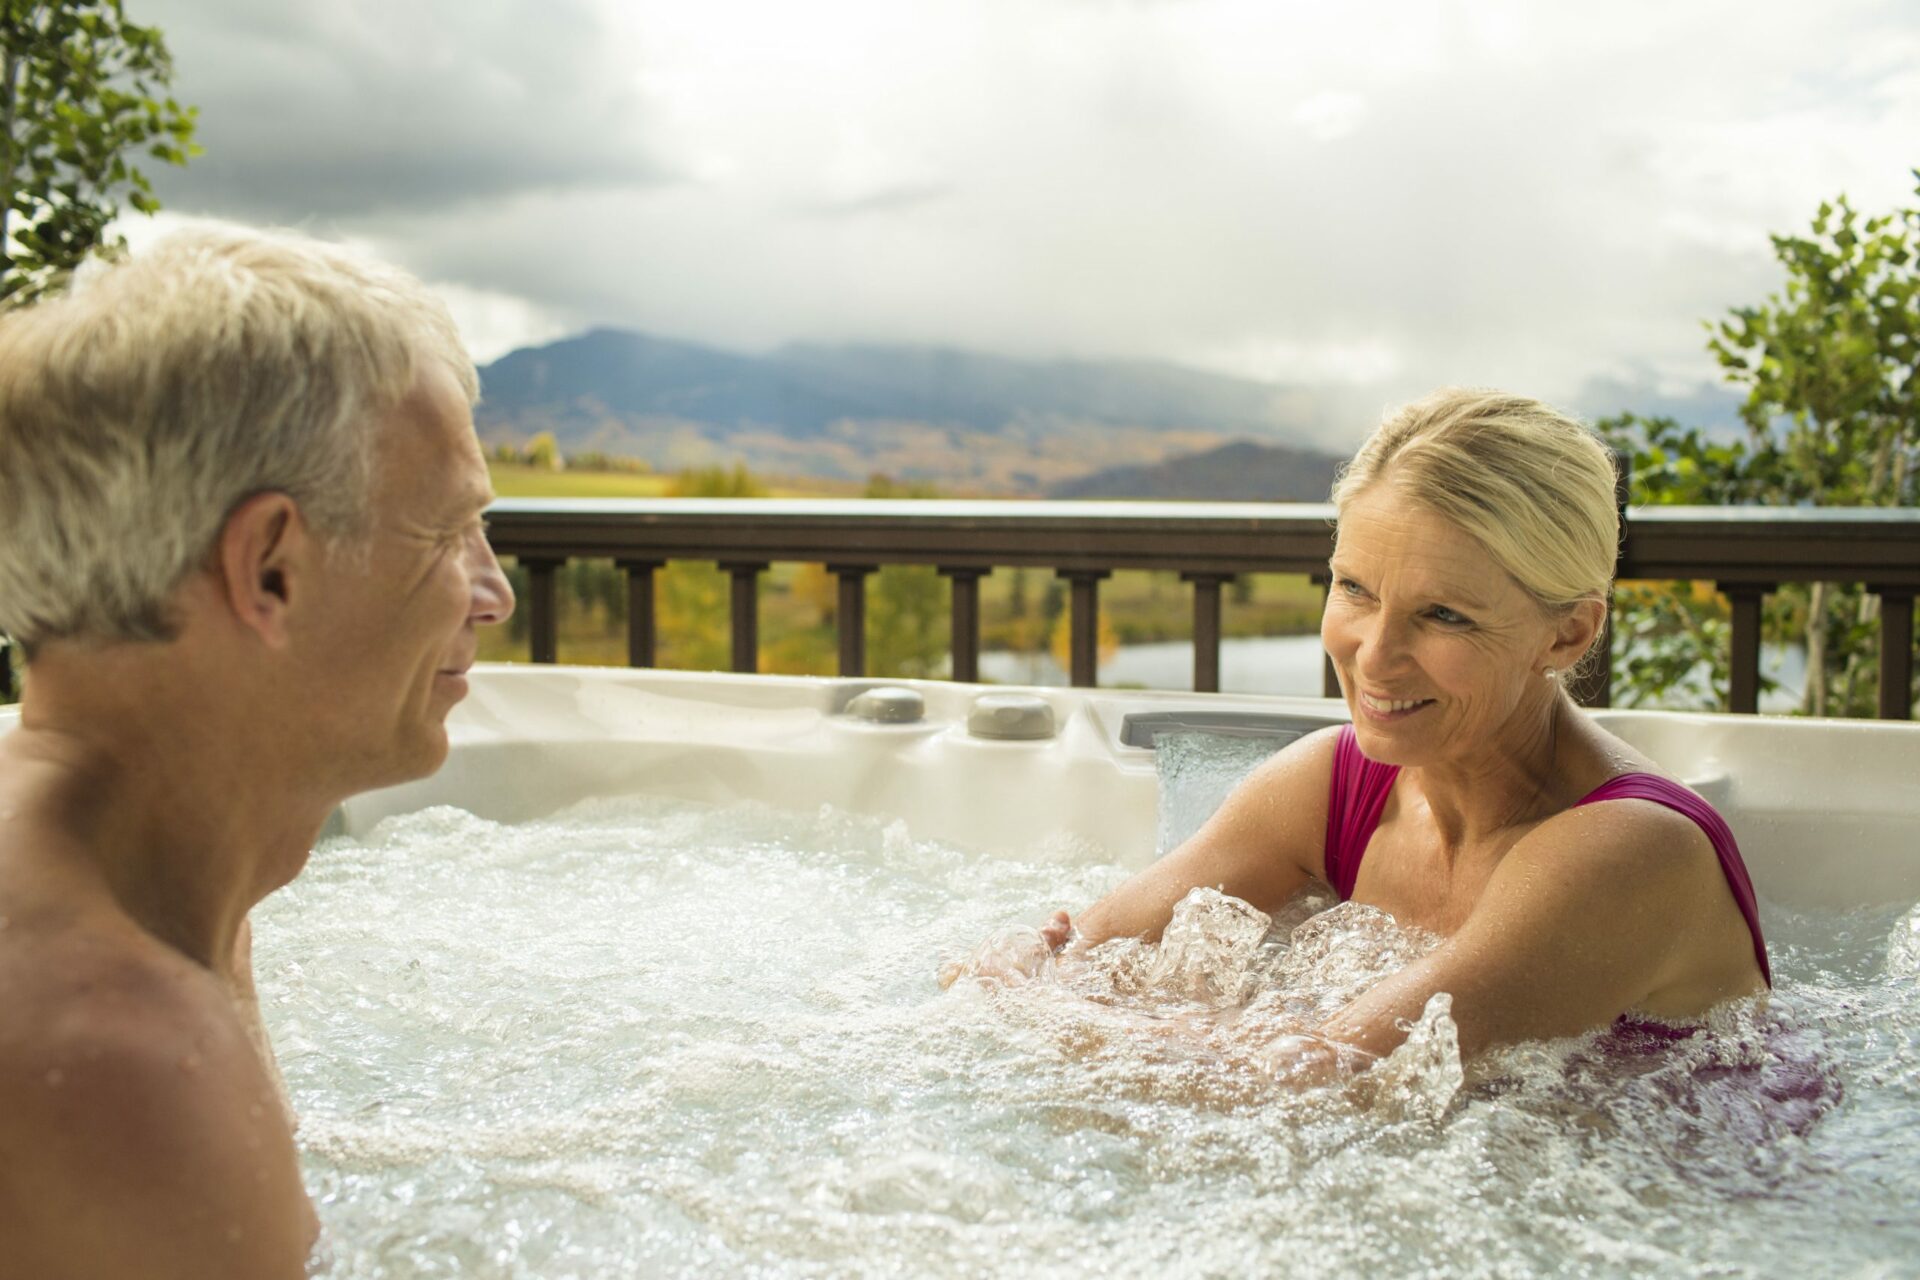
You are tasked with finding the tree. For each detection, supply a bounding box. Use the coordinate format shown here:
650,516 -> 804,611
1707,180 -> 1918,715
1606,174 -> 1920,716
1709,182 -> 1919,510
522,430 -> 564,471
1598,414 -> 1786,711
2,1 -> 198,306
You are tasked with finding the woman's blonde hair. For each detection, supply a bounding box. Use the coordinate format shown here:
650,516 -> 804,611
1332,388 -> 1620,619
0,224 -> 476,651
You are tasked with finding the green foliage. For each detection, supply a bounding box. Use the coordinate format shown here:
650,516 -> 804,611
2,0 -> 198,305
521,431 -> 564,471
867,566 -> 945,677
1707,182 -> 1920,508
1597,414 -> 1755,711
860,473 -> 947,677
1602,174 -> 1920,717
670,462 -> 766,498
567,450 -> 651,474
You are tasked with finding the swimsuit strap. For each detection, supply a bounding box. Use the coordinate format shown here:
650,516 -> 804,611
1318,729 -> 1772,987
1574,773 -> 1772,987
1322,724 -> 1402,900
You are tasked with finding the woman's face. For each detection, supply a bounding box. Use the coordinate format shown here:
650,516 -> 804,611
1320,482 -> 1567,767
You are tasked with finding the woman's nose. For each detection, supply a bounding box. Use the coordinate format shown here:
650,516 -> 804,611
1353,611 -> 1411,677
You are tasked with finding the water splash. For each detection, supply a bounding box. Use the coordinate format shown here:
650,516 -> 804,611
1362,992 -> 1465,1122
262,797 -> 1920,1278
1889,903 -> 1920,979
1154,732 -> 1287,856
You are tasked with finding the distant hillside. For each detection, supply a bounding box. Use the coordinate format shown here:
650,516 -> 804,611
477,328 -> 1301,438
1048,439 -> 1346,502
471,328 -> 1314,493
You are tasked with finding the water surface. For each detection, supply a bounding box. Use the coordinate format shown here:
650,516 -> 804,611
262,798 -> 1918,1279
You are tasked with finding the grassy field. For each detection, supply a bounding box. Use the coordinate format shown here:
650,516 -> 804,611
488,462 -> 867,501
488,463 -> 673,499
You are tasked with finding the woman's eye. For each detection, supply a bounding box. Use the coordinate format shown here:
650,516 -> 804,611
1430,606 -> 1471,625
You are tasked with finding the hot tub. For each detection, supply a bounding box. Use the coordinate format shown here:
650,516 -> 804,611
30,666 -> 1920,1276
344,664 -> 1920,910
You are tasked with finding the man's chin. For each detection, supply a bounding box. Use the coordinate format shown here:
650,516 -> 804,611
351,727 -> 453,798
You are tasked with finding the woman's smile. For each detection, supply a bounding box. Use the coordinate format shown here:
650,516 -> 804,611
1358,692 -> 1435,721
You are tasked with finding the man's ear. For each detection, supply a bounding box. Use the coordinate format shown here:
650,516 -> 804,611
214,492 -> 306,648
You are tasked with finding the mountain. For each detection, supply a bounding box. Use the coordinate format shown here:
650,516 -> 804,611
1047,440 -> 1346,502
476,328 -> 1303,439
471,329 -> 1317,492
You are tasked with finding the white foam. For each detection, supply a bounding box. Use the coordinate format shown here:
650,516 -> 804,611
262,796 -> 1918,1278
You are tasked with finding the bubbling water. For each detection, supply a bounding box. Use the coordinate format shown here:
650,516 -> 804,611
260,798 -> 1920,1279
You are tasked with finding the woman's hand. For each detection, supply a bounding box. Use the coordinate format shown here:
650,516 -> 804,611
937,919 -> 1076,989
1039,910 -> 1074,952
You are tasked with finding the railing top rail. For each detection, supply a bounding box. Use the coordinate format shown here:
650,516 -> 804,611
489,496 -> 1920,526
1627,506 -> 1920,526
487,497 -> 1342,523
484,497 -> 1920,583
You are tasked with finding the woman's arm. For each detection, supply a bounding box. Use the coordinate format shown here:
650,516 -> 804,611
1309,798 -> 1754,1064
1062,725 -> 1344,950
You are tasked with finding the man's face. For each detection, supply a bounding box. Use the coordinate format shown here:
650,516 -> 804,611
302,363 -> 514,789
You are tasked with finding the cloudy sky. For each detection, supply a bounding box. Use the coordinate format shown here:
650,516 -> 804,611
127,0 -> 1919,448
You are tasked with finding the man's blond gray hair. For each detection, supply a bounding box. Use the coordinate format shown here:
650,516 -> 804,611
0,225 -> 477,652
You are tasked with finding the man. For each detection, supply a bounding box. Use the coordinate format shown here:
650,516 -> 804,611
0,227 -> 515,1277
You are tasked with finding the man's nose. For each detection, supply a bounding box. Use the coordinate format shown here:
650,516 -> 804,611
468,532 -> 516,626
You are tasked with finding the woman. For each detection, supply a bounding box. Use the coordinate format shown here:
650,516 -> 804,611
1029,389 -> 1769,1077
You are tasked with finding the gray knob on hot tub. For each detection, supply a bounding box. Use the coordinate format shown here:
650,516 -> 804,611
967,692 -> 1056,740
846,686 -> 926,723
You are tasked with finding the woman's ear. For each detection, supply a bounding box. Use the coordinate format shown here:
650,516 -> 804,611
214,492 -> 306,648
1546,597 -> 1607,672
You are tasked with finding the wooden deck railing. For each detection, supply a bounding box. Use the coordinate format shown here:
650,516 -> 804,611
483,498 -> 1920,720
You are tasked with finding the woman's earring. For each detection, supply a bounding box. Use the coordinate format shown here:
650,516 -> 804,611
1543,666 -> 1557,681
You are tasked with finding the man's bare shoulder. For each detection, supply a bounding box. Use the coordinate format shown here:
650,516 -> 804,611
0,910 -> 312,1280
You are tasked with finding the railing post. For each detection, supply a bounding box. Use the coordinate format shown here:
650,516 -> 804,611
1058,569 -> 1110,688
829,564 -> 876,677
1722,583 -> 1771,714
1181,572 -> 1230,693
719,561 -> 767,674
939,567 -> 985,683
1872,585 -> 1915,721
522,557 -> 563,664
618,559 -> 661,668
1310,573 -> 1340,699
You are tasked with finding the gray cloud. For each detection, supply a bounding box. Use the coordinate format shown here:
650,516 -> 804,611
121,0 -> 1920,447
139,0 -> 675,219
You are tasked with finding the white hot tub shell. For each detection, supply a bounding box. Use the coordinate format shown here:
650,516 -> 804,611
340,664 -> 1920,913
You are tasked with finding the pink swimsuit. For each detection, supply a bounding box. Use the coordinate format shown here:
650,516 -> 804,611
1321,724 -> 1771,985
